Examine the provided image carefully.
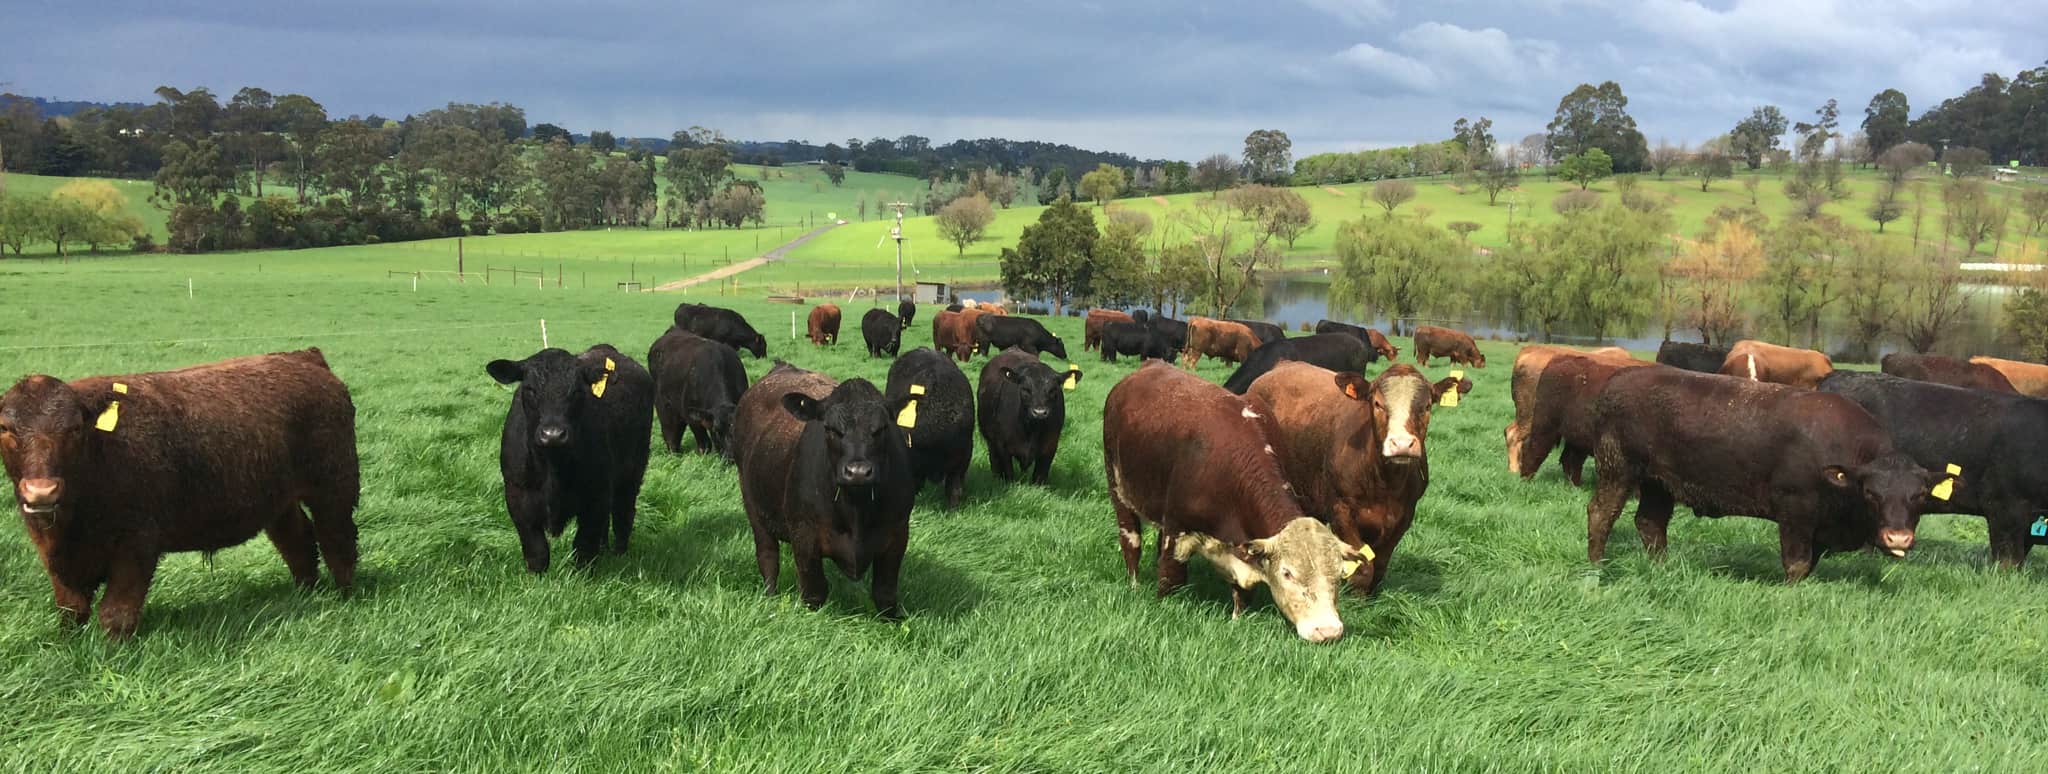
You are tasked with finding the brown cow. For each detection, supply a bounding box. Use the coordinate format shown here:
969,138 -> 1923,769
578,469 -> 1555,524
1588,346 -> 1634,359
1515,353 -> 1654,485
1250,362 -> 1462,595
1880,353 -> 2015,393
1180,317 -> 1262,368
1719,340 -> 1832,389
1505,345 -> 1641,477
0,350 -> 359,640
1084,309 -> 1135,352
806,304 -> 842,346
931,309 -> 984,362
1968,356 -> 2048,396
1102,362 -> 1366,642
1413,325 -> 1486,368
979,304 -> 1008,316
1367,329 -> 1400,361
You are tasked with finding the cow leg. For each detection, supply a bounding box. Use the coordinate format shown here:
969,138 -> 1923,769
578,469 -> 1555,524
1634,481 -> 1676,560
749,522 -> 781,596
265,507 -> 322,589
307,494 -> 359,591
609,480 -> 638,556
1230,585 -> 1251,620
1777,520 -> 1818,583
1987,504 -> 2033,570
1030,454 -> 1053,486
870,547 -> 904,620
943,467 -> 966,510
1155,531 -> 1191,598
48,572 -> 94,630
793,544 -> 829,610
1112,499 -> 1145,586
507,485 -> 552,574
97,555 -> 159,641
1586,464 -> 1634,564
658,409 -> 683,453
1560,446 -> 1589,487
571,500 -> 607,568
989,451 -> 1015,482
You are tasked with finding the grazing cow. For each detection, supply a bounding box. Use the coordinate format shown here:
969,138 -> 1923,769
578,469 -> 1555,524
1654,341 -> 1731,373
1250,362 -> 1461,595
1180,317 -> 1262,368
1971,356 -> 2048,397
648,329 -> 747,459
976,315 -> 1069,360
1144,314 -> 1190,352
674,303 -> 767,358
979,348 -> 1077,485
1413,325 -> 1486,368
1084,309 -> 1135,351
488,345 -> 654,574
1882,353 -> 2017,393
1513,352 -> 1654,485
733,363 -> 914,618
0,350 -> 358,640
861,307 -> 905,358
1099,321 -> 1177,363
896,300 -> 917,328
1505,345 -> 1644,479
807,304 -> 842,346
1103,362 -> 1367,642
1719,340 -> 1832,389
885,348 -> 975,508
1315,320 -> 1400,361
932,310 -> 980,362
1229,319 -> 1287,348
1586,367 -> 1951,582
1221,333 -> 1373,394
1819,370 -> 2048,567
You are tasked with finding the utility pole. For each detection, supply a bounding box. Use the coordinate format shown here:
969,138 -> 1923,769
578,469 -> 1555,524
888,200 -> 910,302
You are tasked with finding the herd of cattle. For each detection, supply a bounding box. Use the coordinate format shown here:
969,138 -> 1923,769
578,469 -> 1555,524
4,298 -> 2046,643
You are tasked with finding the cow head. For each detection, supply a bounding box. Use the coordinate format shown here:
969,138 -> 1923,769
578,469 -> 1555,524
896,300 -> 916,326
1001,361 -> 1071,424
0,376 -> 117,520
1233,518 -> 1368,643
783,379 -> 899,490
1824,453 -> 1956,558
1335,366 -> 1438,463
691,402 -> 739,463
1039,332 -> 1069,361
746,334 -> 768,359
488,348 -> 607,450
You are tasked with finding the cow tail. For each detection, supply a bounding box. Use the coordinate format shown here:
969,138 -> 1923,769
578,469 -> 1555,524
1746,353 -> 1757,381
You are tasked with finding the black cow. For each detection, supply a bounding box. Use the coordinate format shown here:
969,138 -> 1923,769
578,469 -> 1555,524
979,348 -> 1078,484
1228,319 -> 1286,347
1221,333 -> 1374,394
674,303 -> 767,358
884,348 -> 975,507
487,344 -> 654,573
975,315 -> 1068,360
1100,322 -> 1177,363
897,300 -> 917,328
1145,314 -> 1190,352
734,363 -> 915,618
1654,341 -> 1730,373
1818,370 -> 2048,567
648,329 -> 747,459
1314,320 -> 1399,361
861,307 -> 905,358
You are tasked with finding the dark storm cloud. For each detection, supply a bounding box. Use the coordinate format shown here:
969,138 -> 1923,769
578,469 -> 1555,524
3,0 -> 2040,159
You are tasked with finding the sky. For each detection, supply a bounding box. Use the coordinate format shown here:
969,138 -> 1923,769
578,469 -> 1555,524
3,0 -> 2041,161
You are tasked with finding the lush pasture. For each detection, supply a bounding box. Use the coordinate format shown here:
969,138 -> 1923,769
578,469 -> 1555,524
0,255 -> 2045,771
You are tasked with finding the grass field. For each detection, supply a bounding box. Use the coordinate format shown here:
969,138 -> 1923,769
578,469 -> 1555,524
0,252 -> 2044,771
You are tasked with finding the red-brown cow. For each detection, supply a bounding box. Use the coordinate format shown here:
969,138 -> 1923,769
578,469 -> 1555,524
1249,362 -> 1464,595
1515,352 -> 1654,485
806,304 -> 842,346
1084,309 -> 1134,352
1879,353 -> 2015,393
1413,325 -> 1486,368
0,350 -> 360,640
932,309 -> 984,362
1180,317 -> 1262,368
1971,356 -> 2048,397
1103,362 -> 1366,642
1719,339 -> 1832,389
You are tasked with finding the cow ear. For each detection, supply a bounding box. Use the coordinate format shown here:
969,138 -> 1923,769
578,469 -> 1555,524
579,360 -> 609,385
74,383 -> 121,425
486,359 -> 525,385
1340,544 -> 1375,578
1233,539 -> 1270,565
1332,372 -> 1371,401
781,393 -> 824,422
1821,465 -> 1854,489
1430,377 -> 1473,400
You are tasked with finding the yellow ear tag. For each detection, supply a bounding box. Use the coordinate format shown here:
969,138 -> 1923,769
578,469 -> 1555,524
1442,370 -> 1464,407
1064,364 -> 1080,392
897,384 -> 924,430
1344,382 -> 1359,400
1342,544 -> 1378,578
95,383 -> 128,432
591,358 -> 615,398
1932,463 -> 1961,501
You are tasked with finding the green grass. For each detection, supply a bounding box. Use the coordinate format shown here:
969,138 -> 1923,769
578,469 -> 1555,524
2,172 -> 168,244
0,251 -> 2044,770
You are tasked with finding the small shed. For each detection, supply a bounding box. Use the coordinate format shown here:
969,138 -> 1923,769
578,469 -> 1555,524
914,281 -> 949,305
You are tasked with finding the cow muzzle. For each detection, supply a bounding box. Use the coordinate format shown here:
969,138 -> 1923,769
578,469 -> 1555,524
1294,615 -> 1345,644
1027,406 -> 1050,420
1879,528 -> 1916,558
16,477 -> 62,515
838,461 -> 875,487
535,423 -> 572,448
1382,433 -> 1423,462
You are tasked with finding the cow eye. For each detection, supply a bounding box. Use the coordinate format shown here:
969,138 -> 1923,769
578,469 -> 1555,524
1280,567 -> 1296,582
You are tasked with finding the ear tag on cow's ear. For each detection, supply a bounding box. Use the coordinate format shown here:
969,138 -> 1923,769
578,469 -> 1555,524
1343,382 -> 1359,400
591,358 -> 615,398
897,384 -> 924,431
95,383 -> 128,432
1441,370 -> 1464,407
1064,364 -> 1080,391
1341,545 -> 1378,578
1932,463 -> 1961,501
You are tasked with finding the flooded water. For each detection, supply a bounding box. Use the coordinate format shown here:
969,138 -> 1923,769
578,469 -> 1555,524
986,272 -> 2029,362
